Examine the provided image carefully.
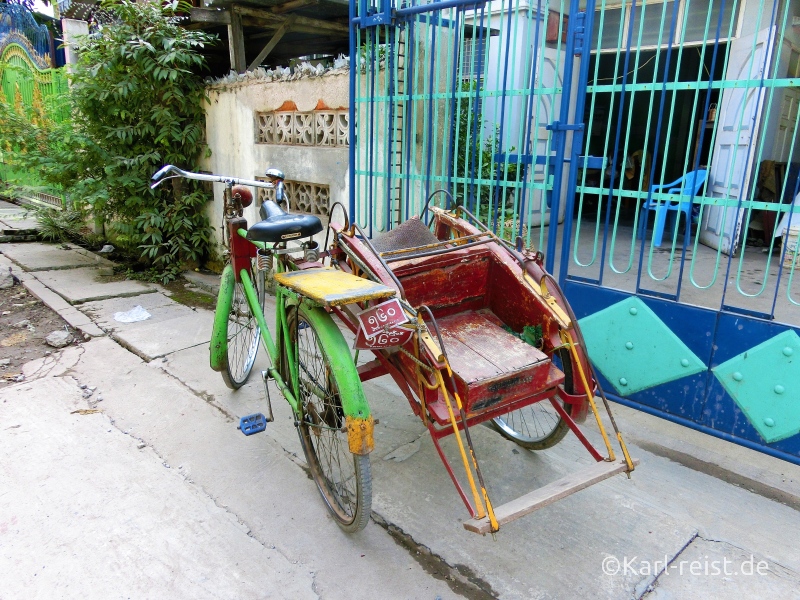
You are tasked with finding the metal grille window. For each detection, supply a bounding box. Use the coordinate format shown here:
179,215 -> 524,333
256,110 -> 349,147
683,0 -> 739,44
591,0 -> 741,52
255,178 -> 330,217
461,36 -> 486,82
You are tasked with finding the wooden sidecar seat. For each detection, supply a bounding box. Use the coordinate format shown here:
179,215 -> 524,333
371,219 -> 562,417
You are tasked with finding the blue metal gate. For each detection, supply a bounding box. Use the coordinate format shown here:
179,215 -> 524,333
351,0 -> 800,464
350,0 -> 587,253
565,0 -> 800,465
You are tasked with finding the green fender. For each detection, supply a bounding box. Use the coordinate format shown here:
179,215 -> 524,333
297,301 -> 371,421
297,302 -> 373,454
209,264 -> 235,372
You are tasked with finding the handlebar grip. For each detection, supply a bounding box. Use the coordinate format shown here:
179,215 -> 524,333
152,165 -> 174,182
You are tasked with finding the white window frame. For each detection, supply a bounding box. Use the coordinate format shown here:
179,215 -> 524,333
590,0 -> 744,54
461,36 -> 487,83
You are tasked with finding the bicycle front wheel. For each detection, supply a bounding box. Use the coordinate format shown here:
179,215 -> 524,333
283,304 -> 372,533
221,259 -> 265,389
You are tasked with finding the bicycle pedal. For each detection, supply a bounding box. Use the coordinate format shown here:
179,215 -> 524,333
238,413 -> 267,435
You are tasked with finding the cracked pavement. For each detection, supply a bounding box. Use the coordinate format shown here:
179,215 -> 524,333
1,355 -> 319,600
1,337 -> 458,600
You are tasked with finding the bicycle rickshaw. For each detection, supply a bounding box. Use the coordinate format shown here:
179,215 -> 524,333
152,165 -> 636,535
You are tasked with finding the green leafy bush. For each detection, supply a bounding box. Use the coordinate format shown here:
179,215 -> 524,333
66,0 -> 217,282
35,205 -> 88,243
0,0 -> 217,283
453,80 -> 518,224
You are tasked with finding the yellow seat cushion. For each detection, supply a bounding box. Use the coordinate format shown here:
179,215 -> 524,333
274,268 -> 396,306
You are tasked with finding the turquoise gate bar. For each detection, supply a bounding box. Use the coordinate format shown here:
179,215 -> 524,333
350,0 -> 578,261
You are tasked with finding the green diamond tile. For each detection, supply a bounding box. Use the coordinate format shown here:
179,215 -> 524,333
712,330 -> 800,444
578,297 -> 706,395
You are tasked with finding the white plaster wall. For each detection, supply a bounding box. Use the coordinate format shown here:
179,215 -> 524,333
203,71 -> 350,252
465,3 -> 575,226
61,18 -> 88,73
739,0 -> 778,40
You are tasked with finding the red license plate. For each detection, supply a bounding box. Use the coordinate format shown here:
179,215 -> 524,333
357,298 -> 409,339
354,324 -> 414,350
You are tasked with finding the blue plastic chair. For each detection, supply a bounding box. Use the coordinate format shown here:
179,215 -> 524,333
638,169 -> 708,247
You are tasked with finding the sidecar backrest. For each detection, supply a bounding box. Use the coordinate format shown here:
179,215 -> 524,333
370,217 -> 441,258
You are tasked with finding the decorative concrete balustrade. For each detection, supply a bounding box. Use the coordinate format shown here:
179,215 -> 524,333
256,110 -> 348,148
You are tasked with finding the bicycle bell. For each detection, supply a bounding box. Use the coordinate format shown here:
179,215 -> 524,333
231,184 -> 253,208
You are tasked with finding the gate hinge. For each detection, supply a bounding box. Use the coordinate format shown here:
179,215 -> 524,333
353,0 -> 393,28
572,11 -> 587,57
546,121 -> 584,132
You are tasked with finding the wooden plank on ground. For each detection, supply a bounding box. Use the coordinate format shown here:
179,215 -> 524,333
463,458 -> 640,534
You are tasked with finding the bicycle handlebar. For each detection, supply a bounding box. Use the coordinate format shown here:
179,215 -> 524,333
150,165 -> 279,190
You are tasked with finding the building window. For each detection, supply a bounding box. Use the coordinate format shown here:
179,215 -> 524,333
256,178 -> 330,217
682,0 -> 738,44
591,0 -> 740,53
256,110 -> 349,147
461,36 -> 487,83
594,7 -> 624,51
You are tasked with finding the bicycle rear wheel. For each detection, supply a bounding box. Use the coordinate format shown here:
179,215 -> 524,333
491,348 -> 573,450
284,304 -> 372,533
221,258 -> 264,389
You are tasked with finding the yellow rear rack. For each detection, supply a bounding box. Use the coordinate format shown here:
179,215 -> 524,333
275,267 -> 396,306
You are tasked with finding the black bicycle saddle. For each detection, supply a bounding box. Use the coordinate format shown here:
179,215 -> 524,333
247,200 -> 322,243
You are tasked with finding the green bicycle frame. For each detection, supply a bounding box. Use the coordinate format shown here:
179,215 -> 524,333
209,231 -> 373,432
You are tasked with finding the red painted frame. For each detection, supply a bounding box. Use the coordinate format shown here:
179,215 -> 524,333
328,211 -> 602,517
228,218 -> 256,282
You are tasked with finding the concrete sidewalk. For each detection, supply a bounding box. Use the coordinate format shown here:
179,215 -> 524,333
0,199 -> 37,242
3,241 -> 800,599
2,374 -> 319,600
